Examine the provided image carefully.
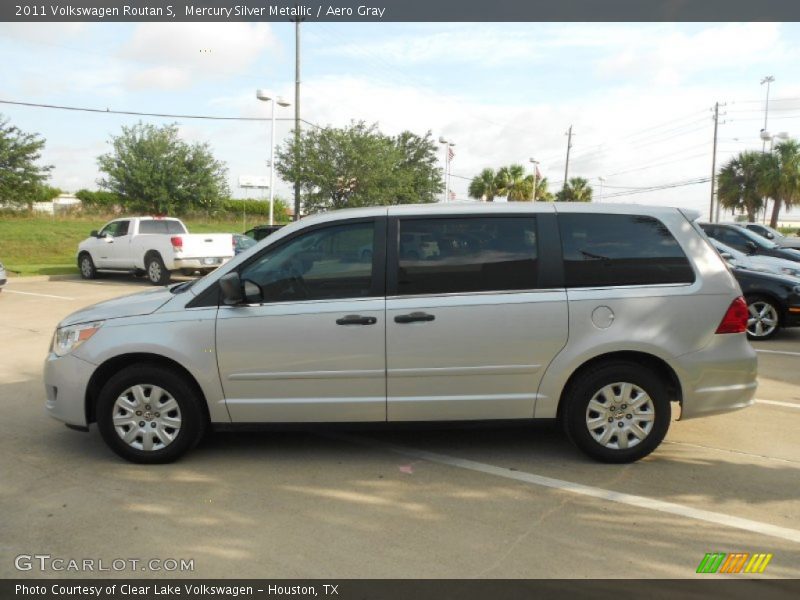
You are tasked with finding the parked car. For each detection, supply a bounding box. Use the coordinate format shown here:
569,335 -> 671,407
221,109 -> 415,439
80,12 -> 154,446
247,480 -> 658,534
728,266 -> 800,340
244,224 -> 284,241
233,233 -> 257,255
741,222 -> 800,249
700,223 -> 800,263
0,261 -> 6,292
77,217 -> 234,285
709,239 -> 800,280
46,204 -> 756,465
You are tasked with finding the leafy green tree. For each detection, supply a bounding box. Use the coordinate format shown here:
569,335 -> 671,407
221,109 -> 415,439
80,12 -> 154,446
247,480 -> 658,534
97,122 -> 229,215
275,121 -> 442,213
556,177 -> 593,202
468,168 -> 500,201
533,176 -> 554,201
759,139 -> 800,228
716,151 -> 766,222
0,115 -> 53,209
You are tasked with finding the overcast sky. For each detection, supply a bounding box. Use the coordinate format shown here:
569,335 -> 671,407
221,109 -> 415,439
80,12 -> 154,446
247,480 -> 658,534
1,21 -> 800,219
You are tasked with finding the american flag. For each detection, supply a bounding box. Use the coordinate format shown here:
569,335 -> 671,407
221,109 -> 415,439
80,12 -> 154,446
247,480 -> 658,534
448,146 -> 455,161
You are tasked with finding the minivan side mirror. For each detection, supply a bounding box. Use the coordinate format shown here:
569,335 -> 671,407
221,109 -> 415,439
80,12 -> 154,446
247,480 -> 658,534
720,252 -> 733,260
218,272 -> 243,305
765,232 -> 775,239
746,241 -> 758,254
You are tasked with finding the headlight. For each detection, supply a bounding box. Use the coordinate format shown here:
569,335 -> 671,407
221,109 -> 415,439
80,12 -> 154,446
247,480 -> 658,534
781,267 -> 800,278
51,322 -> 103,357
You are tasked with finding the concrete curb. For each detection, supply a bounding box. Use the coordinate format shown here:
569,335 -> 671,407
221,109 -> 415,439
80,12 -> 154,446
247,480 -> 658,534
7,273 -> 81,282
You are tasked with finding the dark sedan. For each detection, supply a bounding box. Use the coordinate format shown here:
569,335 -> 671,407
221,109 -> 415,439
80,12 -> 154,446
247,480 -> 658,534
741,222 -> 800,249
244,224 -> 284,242
729,267 -> 800,339
701,223 -> 800,263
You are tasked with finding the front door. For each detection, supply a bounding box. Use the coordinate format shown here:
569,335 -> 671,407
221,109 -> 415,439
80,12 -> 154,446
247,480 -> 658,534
216,218 -> 387,423
385,214 -> 568,421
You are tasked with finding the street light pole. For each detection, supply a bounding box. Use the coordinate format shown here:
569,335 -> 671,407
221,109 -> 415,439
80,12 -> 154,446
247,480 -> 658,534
529,158 -> 539,201
598,176 -> 605,203
761,76 -> 774,153
257,90 -> 290,226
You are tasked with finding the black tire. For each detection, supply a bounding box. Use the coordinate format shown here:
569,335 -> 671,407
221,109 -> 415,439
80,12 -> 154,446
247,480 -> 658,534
563,361 -> 671,463
78,253 -> 97,280
96,365 -> 206,464
145,253 -> 171,285
745,295 -> 781,340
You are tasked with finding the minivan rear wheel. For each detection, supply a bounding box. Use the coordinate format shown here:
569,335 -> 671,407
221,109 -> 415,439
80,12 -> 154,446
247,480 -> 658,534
564,361 -> 671,463
96,365 -> 206,464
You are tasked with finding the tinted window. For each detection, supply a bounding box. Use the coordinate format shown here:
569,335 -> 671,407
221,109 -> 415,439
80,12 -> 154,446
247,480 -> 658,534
559,214 -> 694,287
138,220 -> 186,234
396,217 -> 538,295
241,221 -> 375,302
115,220 -> 129,236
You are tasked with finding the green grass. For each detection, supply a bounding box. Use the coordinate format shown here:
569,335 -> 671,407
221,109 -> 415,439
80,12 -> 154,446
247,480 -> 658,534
0,213 -> 271,277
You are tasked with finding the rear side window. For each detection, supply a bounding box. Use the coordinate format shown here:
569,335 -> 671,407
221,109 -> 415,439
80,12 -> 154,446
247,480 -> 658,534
559,214 -> 694,288
138,220 -> 186,234
396,217 -> 538,295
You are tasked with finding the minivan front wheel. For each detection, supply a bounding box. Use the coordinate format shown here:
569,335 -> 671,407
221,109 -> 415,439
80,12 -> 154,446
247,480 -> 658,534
96,365 -> 206,463
564,362 -> 671,463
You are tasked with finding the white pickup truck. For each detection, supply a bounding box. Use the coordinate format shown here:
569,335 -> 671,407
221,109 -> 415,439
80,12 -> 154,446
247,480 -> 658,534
77,217 -> 234,285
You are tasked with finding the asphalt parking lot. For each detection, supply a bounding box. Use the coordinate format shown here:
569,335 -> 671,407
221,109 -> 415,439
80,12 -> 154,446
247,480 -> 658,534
1,275 -> 799,579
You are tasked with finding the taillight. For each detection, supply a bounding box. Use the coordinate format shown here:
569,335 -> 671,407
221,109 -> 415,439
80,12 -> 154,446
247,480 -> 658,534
715,296 -> 748,334
170,236 -> 183,250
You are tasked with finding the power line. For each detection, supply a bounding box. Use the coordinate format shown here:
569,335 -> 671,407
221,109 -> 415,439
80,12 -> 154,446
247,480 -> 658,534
602,177 -> 710,199
0,98 -> 323,128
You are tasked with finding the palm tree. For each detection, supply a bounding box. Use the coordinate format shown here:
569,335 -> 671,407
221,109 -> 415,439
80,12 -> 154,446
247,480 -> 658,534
495,164 -> 531,201
468,168 -> 500,202
556,177 -> 593,202
716,151 -> 766,222
760,139 -> 800,228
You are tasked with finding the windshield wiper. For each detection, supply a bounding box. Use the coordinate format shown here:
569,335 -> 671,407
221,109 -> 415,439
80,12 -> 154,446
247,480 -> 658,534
170,281 -> 195,294
580,250 -> 610,260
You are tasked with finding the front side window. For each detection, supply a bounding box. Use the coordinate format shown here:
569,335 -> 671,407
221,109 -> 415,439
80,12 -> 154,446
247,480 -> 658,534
115,220 -> 130,236
240,221 -> 375,303
99,221 -> 122,237
396,217 -> 538,295
559,214 -> 694,287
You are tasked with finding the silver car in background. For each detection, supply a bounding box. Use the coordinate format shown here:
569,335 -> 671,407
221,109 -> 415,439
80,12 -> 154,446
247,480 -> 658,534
44,203 -> 757,464
710,239 -> 800,280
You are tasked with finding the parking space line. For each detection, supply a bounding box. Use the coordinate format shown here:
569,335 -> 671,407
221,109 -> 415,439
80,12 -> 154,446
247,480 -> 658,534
756,399 -> 800,409
340,435 -> 800,545
755,349 -> 800,358
3,290 -> 75,300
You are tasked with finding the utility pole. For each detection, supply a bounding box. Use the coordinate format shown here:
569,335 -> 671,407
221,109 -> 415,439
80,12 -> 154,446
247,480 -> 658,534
563,125 -> 573,192
709,102 -> 719,223
293,13 -> 302,221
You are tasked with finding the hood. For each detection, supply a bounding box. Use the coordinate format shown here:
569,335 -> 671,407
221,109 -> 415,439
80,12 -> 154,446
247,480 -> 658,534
59,286 -> 176,327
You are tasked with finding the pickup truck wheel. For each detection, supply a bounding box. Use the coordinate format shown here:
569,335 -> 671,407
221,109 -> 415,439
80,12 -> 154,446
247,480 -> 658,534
146,254 -> 171,285
96,365 -> 206,464
78,253 -> 97,280
563,361 -> 671,463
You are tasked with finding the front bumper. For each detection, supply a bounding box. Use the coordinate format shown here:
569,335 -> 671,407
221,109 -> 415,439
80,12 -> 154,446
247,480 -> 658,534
674,334 -> 758,420
43,353 -> 96,427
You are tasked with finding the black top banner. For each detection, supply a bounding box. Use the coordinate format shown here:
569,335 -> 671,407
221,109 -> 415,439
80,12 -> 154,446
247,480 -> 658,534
4,0 -> 800,22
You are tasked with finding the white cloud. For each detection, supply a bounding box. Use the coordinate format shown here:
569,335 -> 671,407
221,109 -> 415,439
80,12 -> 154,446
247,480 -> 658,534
120,23 -> 279,91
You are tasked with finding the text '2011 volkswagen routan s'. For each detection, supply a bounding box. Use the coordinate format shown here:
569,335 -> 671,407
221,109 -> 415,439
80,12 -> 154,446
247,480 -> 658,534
45,203 -> 757,464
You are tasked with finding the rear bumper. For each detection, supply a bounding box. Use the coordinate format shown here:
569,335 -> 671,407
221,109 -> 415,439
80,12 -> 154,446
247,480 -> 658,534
674,334 -> 758,420
172,257 -> 230,270
43,353 -> 96,428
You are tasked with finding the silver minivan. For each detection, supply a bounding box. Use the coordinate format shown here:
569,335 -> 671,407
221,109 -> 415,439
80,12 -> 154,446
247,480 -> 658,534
44,203 -> 757,464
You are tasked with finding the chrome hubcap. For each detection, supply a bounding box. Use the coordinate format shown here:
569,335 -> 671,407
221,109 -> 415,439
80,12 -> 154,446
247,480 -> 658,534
585,382 -> 655,450
747,302 -> 778,338
112,384 -> 181,451
148,261 -> 161,281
